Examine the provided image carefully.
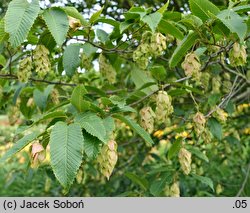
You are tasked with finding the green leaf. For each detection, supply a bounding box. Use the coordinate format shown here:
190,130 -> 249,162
82,43 -> 98,57
0,19 -> 8,44
103,116 -> 115,137
0,55 -> 6,67
192,174 -> 214,191
186,146 -> 209,163
189,0 -> 220,22
63,6 -> 88,26
50,122 -> 84,189
158,19 -> 184,40
168,138 -> 182,159
142,12 -> 162,32
125,7 -> 147,20
150,173 -> 172,196
5,0 -> 40,47
39,30 -> 57,51
113,114 -> 154,146
90,6 -> 104,24
82,131 -> 101,159
233,5 -> 250,13
216,9 -> 247,42
43,7 -> 69,46
32,111 -> 67,126
169,30 -> 199,68
208,118 -> 223,140
63,43 -> 81,77
125,173 -> 149,191
96,29 -> 109,43
0,132 -> 39,163
33,85 -> 54,111
158,0 -> 170,14
150,65 -> 166,81
70,85 -> 89,112
75,112 -> 107,143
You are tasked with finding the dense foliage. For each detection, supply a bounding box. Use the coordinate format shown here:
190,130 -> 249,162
0,0 -> 249,196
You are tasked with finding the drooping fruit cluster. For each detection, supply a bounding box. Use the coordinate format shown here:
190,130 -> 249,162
193,112 -> 206,136
51,89 -> 60,105
68,16 -> 81,31
155,91 -> 173,123
33,45 -> 51,78
169,181 -> 180,197
81,53 -> 92,71
181,52 -> 201,81
99,54 -> 116,84
213,107 -> 228,123
212,75 -> 221,94
229,42 -> 247,67
140,106 -> 155,134
200,72 -> 211,91
133,31 -> 167,69
222,73 -> 232,94
97,139 -> 118,180
178,148 -> 192,175
17,57 -> 32,82
31,141 -> 46,168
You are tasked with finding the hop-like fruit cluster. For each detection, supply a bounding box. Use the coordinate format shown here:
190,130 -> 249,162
133,32 -> 167,69
81,53 -> 92,71
179,148 -> 192,175
99,54 -> 116,84
170,182 -> 180,197
17,57 -> 32,82
200,72 -> 211,91
201,128 -> 212,144
33,45 -> 51,78
229,42 -> 247,67
181,52 -> 201,80
212,75 -> 221,94
31,141 -> 46,168
68,16 -> 81,31
213,107 -> 228,123
222,73 -> 232,94
155,91 -> 173,123
51,89 -> 60,105
97,139 -> 118,180
193,112 -> 206,136
140,106 -> 155,134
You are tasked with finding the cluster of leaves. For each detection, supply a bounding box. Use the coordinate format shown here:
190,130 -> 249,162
0,0 -> 249,196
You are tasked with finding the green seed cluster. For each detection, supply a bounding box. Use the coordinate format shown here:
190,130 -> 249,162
193,112 -> 206,136
17,57 -> 32,82
81,53 -> 92,71
99,54 -> 116,84
133,32 -> 167,69
33,45 -> 51,78
97,139 -> 118,180
179,148 -> 192,175
140,106 -> 155,134
229,42 -> 247,67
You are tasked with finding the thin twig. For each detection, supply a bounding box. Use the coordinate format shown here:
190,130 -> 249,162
236,162 -> 250,197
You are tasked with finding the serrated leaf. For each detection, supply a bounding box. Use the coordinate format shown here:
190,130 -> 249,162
82,43 -> 98,57
96,29 -> 109,43
75,112 -> 107,143
125,7 -> 147,20
0,19 -> 8,44
186,146 -> 209,163
103,116 -> 115,137
216,9 -> 247,42
83,131 -> 101,159
50,122 -> 84,189
189,0 -> 220,22
142,12 -> 162,32
0,132 -> 39,163
71,85 -> 89,112
63,6 -> 88,26
192,174 -> 214,191
33,85 -> 54,111
168,138 -> 182,159
63,43 -> 81,76
150,65 -> 166,81
90,6 -> 104,24
208,118 -> 223,140
150,172 -> 172,196
43,7 -> 69,46
5,0 -> 40,47
113,114 -> 154,146
169,30 -> 199,68
32,111 -> 66,126
158,19 -> 184,40
125,173 -> 149,191
39,30 -> 57,51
